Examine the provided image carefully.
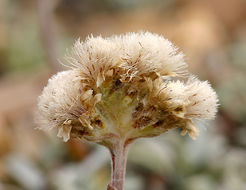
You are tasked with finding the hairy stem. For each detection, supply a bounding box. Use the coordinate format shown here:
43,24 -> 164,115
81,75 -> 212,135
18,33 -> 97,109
107,139 -> 129,190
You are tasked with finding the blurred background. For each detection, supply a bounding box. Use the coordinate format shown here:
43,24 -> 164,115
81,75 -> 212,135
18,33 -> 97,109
0,0 -> 246,189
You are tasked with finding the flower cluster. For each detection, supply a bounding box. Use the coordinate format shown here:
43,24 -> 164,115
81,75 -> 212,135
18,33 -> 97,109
37,32 -> 218,144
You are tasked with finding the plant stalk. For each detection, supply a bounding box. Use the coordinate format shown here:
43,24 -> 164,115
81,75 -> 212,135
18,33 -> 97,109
107,139 -> 129,190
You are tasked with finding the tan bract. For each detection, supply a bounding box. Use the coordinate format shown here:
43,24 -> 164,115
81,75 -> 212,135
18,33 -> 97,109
37,32 -> 218,143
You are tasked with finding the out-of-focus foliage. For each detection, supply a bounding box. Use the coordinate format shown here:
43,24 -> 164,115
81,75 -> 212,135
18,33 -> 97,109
0,0 -> 246,189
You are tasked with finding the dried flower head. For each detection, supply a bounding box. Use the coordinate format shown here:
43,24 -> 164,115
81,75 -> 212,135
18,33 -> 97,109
37,32 -> 218,190
37,32 -> 218,144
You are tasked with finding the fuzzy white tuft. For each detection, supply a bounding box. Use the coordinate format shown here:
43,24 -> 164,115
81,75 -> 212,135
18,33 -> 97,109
113,32 -> 188,78
37,70 -> 83,141
185,77 -> 218,119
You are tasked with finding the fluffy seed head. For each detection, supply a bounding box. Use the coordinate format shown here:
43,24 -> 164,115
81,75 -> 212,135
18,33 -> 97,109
37,32 -> 218,143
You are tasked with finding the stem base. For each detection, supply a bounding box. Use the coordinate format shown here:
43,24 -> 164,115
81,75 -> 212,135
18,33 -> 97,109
107,140 -> 129,190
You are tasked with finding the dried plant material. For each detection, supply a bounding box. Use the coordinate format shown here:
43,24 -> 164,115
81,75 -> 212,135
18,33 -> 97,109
37,32 -> 218,190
